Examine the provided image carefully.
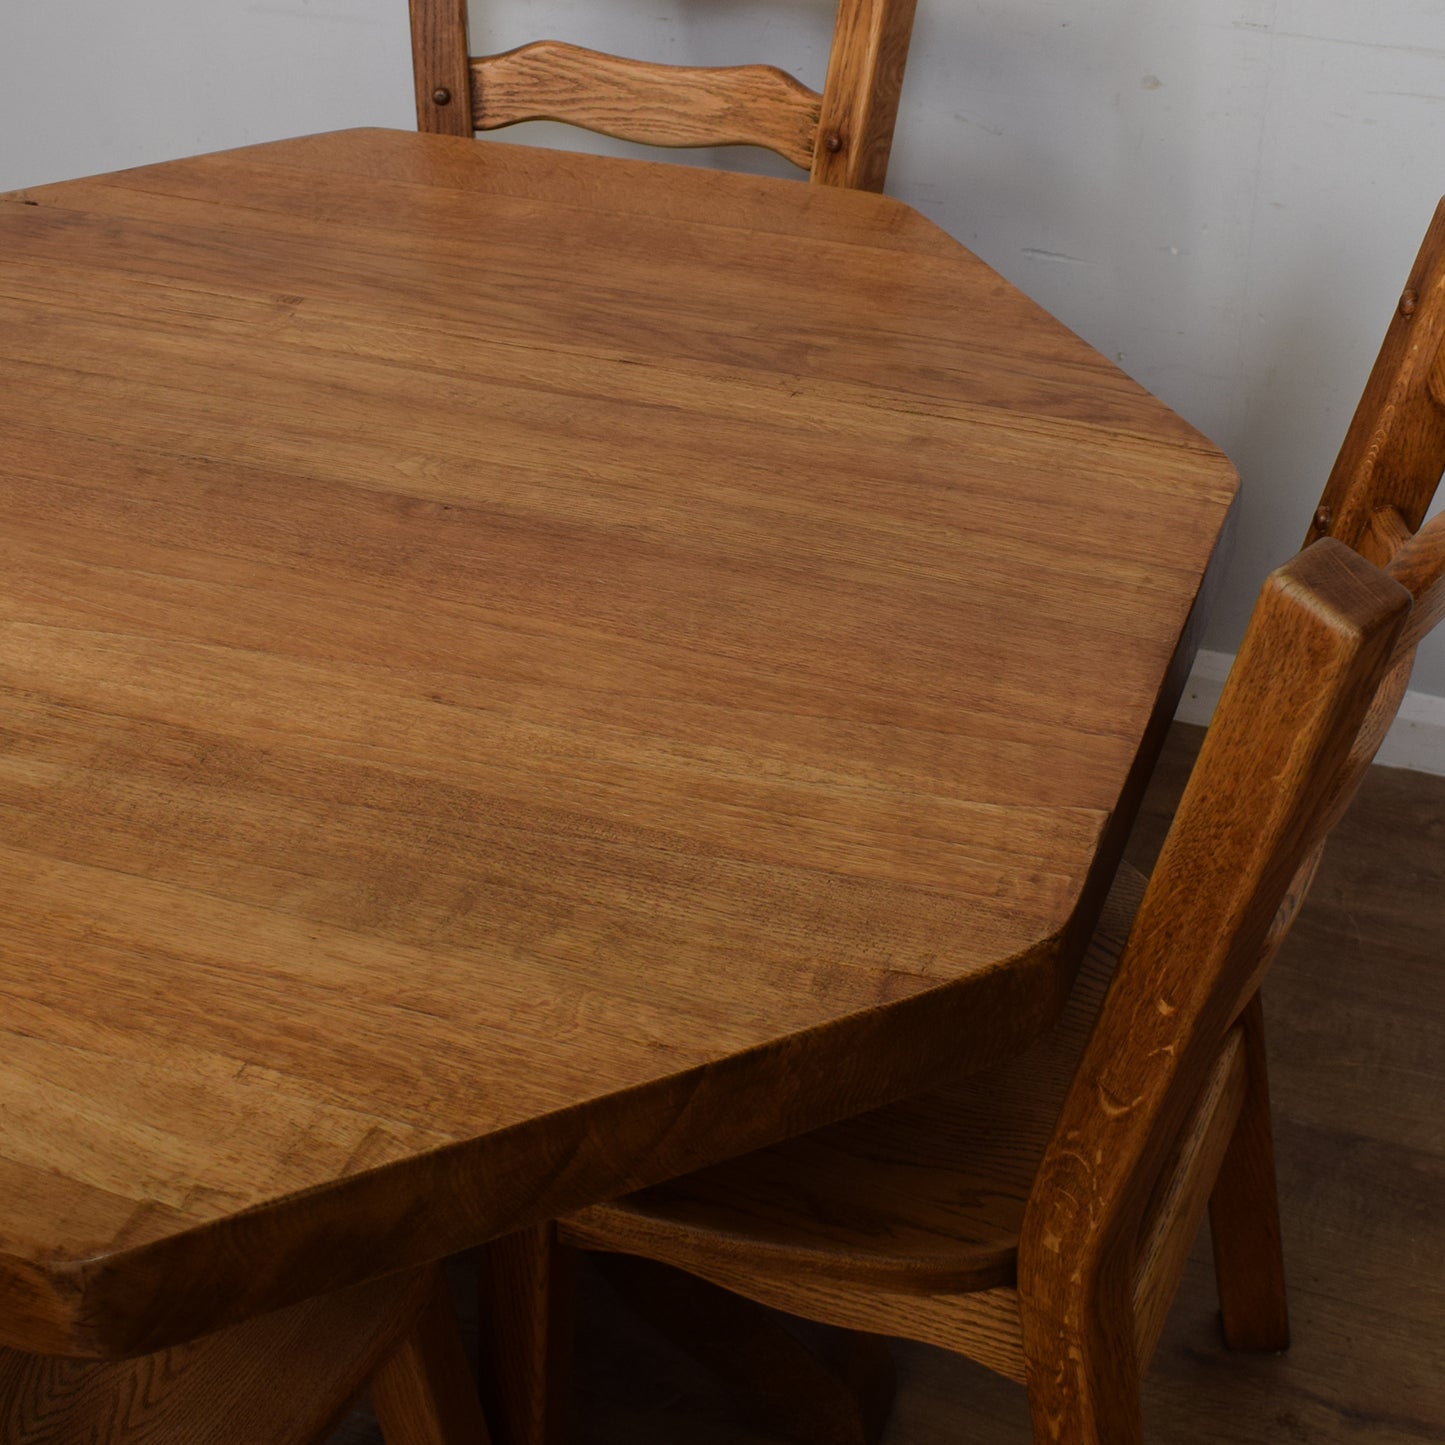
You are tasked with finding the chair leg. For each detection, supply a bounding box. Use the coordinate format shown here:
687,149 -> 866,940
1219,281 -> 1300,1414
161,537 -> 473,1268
825,1328 -> 897,1445
1207,992 -> 1291,1351
476,1224 -> 574,1445
370,1267 -> 492,1445
592,1251 -> 895,1445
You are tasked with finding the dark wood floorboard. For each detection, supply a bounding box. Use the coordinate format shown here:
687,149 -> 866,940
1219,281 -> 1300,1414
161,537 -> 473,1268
332,723 -> 1445,1443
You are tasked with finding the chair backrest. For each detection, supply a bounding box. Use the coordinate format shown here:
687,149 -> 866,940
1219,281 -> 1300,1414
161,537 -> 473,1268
407,0 -> 918,191
1018,201 -> 1445,1387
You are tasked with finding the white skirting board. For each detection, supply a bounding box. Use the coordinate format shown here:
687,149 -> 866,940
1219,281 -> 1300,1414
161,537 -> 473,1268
1177,649 -> 1445,778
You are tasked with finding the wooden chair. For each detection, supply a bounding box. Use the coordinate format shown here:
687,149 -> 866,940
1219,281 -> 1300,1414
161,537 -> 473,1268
476,199 -> 1445,1445
407,0 -> 918,192
0,1264 -> 488,1444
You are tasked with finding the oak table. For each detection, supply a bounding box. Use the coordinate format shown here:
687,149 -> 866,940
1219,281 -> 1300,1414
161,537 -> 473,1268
0,129 -> 1237,1368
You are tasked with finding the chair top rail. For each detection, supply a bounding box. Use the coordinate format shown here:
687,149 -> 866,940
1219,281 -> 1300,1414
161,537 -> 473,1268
470,42 -> 822,168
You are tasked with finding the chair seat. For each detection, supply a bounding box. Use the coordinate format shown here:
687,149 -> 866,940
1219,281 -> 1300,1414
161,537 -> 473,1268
563,864 -> 1145,1295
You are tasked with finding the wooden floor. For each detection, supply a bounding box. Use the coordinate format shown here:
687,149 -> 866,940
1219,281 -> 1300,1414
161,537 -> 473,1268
332,723 -> 1445,1444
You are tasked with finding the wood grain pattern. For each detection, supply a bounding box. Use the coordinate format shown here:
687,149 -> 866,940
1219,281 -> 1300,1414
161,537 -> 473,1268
411,0 -> 916,187
0,129 -> 1235,1362
471,43 -> 821,168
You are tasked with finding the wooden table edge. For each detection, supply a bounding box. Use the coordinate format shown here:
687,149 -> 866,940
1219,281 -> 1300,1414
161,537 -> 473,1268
0,933 -> 1074,1361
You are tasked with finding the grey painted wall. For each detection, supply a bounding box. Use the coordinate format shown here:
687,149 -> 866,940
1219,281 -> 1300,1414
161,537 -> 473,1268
4,1 -> 1443,695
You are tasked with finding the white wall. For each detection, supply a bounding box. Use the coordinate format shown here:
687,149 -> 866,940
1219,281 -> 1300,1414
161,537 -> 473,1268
0,2 -> 415,180
4,1 -> 1444,700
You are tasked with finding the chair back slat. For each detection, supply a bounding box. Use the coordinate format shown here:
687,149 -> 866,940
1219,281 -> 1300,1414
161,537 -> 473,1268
471,43 -> 822,170
1430,338 -> 1445,409
1308,198 -> 1445,557
408,0 -> 918,190
1387,508 -> 1445,651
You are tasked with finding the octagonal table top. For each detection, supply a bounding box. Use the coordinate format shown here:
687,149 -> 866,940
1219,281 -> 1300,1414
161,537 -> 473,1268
0,129 -> 1236,1358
